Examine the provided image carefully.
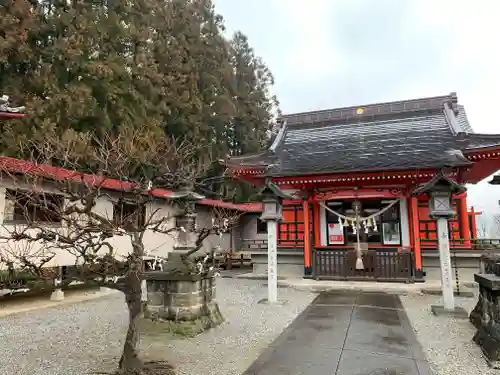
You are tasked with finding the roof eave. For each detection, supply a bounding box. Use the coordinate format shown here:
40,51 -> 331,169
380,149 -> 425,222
489,174 -> 500,185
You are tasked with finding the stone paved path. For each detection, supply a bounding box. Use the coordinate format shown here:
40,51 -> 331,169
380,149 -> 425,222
242,291 -> 433,375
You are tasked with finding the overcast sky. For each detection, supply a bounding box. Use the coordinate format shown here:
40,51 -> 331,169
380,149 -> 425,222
213,0 -> 500,217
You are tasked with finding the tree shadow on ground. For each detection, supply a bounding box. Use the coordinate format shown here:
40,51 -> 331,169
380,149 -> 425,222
94,361 -> 175,375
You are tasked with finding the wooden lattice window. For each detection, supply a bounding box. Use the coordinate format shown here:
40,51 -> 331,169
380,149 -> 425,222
278,204 -> 312,247
418,199 -> 461,242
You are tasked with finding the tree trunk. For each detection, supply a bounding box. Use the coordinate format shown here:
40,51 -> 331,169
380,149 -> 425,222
119,285 -> 143,371
119,236 -> 145,372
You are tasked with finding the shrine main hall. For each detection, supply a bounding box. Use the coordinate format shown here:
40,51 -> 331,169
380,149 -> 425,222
228,93 -> 500,282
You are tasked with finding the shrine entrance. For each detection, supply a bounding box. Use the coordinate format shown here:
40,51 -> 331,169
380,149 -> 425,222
314,198 -> 415,282
314,247 -> 415,282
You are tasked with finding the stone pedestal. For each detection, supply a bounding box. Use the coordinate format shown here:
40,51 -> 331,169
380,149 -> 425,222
143,271 -> 223,335
471,273 -> 500,368
50,288 -> 64,301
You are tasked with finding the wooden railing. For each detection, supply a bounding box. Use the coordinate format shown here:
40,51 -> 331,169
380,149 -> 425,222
314,247 -> 415,282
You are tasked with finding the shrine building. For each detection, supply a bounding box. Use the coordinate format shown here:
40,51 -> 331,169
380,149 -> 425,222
228,93 -> 500,282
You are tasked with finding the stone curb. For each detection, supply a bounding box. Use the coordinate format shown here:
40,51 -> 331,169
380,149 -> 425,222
278,282 -> 423,296
420,286 -> 476,298
224,272 -> 479,298
0,288 -> 121,318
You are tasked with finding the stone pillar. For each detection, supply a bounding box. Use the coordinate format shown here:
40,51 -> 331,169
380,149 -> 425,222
267,220 -> 278,303
436,218 -> 455,310
430,218 -> 468,318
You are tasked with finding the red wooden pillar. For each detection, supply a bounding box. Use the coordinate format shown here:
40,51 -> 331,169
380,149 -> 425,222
470,206 -> 478,240
459,194 -> 471,246
303,199 -> 312,276
410,197 -> 422,275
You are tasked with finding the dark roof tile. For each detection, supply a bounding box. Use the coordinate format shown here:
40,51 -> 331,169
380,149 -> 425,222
229,94 -> 500,176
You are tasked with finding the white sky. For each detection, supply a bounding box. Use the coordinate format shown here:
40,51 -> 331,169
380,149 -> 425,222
213,0 -> 500,216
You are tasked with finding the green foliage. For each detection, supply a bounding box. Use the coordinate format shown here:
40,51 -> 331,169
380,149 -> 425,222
0,0 -> 279,201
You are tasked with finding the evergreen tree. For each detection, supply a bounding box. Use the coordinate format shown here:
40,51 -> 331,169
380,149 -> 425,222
0,1 -> 279,202
229,31 -> 279,157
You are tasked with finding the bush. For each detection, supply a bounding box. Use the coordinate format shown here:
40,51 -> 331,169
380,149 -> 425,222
0,270 -> 40,288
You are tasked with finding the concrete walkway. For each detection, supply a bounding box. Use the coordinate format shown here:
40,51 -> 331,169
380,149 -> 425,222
242,291 -> 433,375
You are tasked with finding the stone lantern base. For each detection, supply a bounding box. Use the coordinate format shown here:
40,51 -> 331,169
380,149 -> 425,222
143,271 -> 223,336
470,273 -> 500,369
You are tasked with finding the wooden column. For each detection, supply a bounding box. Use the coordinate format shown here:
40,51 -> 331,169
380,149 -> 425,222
470,206 -> 478,240
410,197 -> 422,275
302,199 -> 312,276
459,194 -> 471,246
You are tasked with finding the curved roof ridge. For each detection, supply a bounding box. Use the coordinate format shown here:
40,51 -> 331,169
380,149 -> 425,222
278,93 -> 457,126
269,120 -> 287,152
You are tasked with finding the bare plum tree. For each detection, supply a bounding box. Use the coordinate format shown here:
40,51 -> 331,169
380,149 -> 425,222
0,129 -> 241,374
492,214 -> 500,238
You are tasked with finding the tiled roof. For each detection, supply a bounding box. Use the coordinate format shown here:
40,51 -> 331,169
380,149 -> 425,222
0,156 -> 261,212
456,105 -> 473,133
198,199 -> 262,212
228,93 -> 500,177
462,133 -> 500,151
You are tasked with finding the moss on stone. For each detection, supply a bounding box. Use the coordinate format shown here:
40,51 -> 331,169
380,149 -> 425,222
141,301 -> 224,338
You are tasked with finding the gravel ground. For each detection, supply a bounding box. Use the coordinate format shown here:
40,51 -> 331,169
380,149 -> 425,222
0,278 -> 315,375
401,291 -> 494,375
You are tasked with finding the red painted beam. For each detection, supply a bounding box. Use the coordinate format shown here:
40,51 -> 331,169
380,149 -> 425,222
410,197 -> 422,271
314,188 -> 406,201
0,112 -> 24,120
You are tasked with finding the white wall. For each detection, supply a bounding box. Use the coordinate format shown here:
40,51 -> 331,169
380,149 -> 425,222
0,178 -> 181,269
399,198 -> 411,247
240,213 -> 268,241
320,205 -> 327,246
194,205 -> 233,253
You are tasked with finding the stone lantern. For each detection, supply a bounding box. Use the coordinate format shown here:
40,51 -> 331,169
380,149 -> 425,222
470,172 -> 500,368
143,184 -> 224,334
413,170 -> 468,318
256,179 -> 292,303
